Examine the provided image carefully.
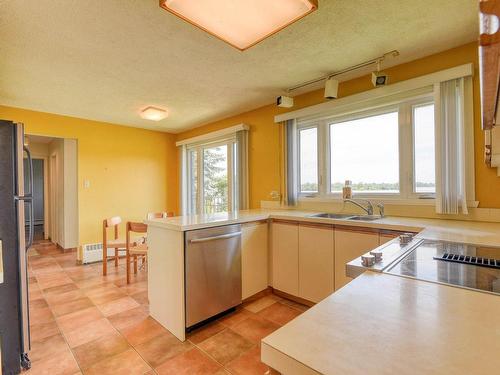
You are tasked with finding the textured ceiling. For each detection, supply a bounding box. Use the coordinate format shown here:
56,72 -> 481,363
0,0 -> 478,133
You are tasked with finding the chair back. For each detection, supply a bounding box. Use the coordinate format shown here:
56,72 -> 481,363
126,221 -> 148,247
103,216 -> 122,240
147,212 -> 174,219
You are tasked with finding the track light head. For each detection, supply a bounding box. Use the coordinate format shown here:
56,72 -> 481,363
324,77 -> 339,99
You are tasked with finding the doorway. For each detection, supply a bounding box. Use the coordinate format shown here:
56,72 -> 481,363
25,134 -> 78,249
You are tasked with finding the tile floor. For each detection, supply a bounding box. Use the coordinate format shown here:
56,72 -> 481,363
26,240 -> 308,374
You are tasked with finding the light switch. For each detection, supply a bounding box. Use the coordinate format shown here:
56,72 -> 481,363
83,180 -> 90,189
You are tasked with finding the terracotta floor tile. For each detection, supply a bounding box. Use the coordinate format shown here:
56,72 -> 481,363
97,296 -> 140,317
30,333 -> 68,363
25,240 -> 300,375
121,316 -> 167,346
130,290 -> 148,305
51,297 -> 95,317
56,306 -> 103,335
279,298 -> 310,312
107,306 -> 149,331
257,302 -> 301,326
198,329 -> 253,365
43,282 -> 79,295
30,321 -> 60,342
27,347 -> 79,375
30,298 -> 48,309
231,316 -> 280,344
135,332 -> 192,368
187,321 -> 226,345
30,306 -> 55,325
156,347 -> 222,375
226,345 -> 279,375
72,331 -> 130,370
36,273 -> 74,290
45,289 -> 85,306
83,348 -> 151,375
218,308 -> 253,328
87,287 -> 126,305
65,318 -> 116,348
243,295 -> 282,313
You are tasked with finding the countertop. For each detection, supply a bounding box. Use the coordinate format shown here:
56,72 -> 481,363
145,209 -> 500,247
261,272 -> 500,375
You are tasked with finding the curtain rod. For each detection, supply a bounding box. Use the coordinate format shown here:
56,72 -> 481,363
286,50 -> 400,93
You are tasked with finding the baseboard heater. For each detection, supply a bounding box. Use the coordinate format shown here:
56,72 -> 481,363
80,243 -> 125,264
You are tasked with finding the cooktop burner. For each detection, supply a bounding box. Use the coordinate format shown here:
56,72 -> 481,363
386,240 -> 500,295
434,253 -> 500,269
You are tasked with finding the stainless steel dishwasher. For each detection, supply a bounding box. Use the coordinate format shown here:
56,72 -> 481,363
185,224 -> 242,328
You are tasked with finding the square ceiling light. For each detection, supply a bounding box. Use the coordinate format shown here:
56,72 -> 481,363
140,106 -> 168,121
159,0 -> 318,51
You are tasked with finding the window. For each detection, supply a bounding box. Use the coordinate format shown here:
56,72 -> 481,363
330,111 -> 399,194
299,127 -> 318,193
186,138 -> 236,215
413,104 -> 436,194
296,98 -> 436,201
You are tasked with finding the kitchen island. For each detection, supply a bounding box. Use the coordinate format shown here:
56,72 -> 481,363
145,209 -> 500,367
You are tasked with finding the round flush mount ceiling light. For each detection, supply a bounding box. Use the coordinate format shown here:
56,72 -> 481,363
140,106 -> 169,121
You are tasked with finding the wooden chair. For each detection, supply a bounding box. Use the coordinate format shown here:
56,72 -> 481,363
147,212 -> 174,219
126,222 -> 148,284
102,216 -> 126,276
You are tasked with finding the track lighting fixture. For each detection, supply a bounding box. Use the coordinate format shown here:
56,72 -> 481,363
324,77 -> 339,99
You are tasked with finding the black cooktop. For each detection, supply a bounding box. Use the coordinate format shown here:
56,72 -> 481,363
386,240 -> 500,295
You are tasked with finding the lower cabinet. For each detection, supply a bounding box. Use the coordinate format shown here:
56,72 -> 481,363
241,221 -> 269,299
298,223 -> 334,303
271,221 -> 299,296
334,227 -> 379,290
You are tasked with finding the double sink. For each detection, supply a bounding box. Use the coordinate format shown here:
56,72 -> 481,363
308,213 -> 381,221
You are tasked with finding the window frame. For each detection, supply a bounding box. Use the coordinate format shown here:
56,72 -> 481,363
186,136 -> 237,215
296,95 -> 436,202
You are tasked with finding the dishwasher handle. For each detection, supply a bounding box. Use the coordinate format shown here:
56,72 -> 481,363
188,231 -> 242,244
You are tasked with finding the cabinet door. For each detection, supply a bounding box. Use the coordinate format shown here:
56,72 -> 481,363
298,224 -> 334,303
272,221 -> 299,296
334,228 -> 379,290
241,221 -> 269,299
379,230 -> 401,245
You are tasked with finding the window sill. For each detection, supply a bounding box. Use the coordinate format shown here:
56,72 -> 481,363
298,196 -> 479,208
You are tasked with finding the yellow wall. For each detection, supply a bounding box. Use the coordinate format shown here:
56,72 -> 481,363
0,105 -> 178,246
177,42 -> 500,209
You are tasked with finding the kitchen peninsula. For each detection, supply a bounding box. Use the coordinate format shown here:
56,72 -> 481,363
145,209 -> 500,347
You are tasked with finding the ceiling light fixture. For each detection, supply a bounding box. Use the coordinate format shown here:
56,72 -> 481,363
159,0 -> 318,51
286,50 -> 400,93
324,77 -> 339,99
140,106 -> 169,121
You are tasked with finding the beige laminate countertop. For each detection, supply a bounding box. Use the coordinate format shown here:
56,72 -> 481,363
261,272 -> 500,375
145,209 -> 500,247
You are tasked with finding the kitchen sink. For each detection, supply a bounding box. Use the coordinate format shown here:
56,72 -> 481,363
308,213 -> 356,219
309,213 -> 382,221
348,215 -> 382,221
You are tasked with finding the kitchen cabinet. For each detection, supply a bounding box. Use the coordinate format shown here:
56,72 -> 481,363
334,227 -> 379,290
271,221 -> 299,296
298,223 -> 334,303
379,230 -> 400,245
241,221 -> 269,299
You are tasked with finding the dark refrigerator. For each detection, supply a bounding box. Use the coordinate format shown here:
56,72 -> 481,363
0,120 -> 33,374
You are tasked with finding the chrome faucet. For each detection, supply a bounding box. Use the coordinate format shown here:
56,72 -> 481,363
377,203 -> 385,218
343,199 -> 374,215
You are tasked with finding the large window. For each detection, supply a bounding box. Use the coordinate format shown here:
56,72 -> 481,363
297,98 -> 436,200
186,138 -> 236,214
